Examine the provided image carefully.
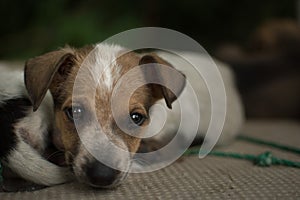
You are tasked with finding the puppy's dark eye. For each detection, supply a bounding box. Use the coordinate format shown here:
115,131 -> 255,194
65,106 -> 84,121
130,113 -> 145,126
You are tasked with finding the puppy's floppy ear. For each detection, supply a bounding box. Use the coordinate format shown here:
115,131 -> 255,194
139,53 -> 186,109
24,49 -> 75,111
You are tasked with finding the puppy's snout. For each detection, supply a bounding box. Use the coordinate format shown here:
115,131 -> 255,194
85,161 -> 121,187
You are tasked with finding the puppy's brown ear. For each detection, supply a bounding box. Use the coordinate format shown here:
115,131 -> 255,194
25,49 -> 75,111
139,53 -> 186,109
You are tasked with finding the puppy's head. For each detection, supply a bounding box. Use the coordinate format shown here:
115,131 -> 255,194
24,44 -> 185,188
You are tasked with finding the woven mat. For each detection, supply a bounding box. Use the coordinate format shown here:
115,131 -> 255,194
1,120 -> 300,199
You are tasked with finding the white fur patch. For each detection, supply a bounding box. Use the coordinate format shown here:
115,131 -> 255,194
92,43 -> 123,89
0,64 -> 26,104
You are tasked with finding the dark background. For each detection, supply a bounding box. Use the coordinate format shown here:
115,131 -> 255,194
0,0 -> 299,119
0,0 -> 297,59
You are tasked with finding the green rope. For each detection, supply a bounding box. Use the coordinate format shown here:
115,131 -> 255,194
237,135 -> 300,154
0,136 -> 298,183
184,136 -> 300,168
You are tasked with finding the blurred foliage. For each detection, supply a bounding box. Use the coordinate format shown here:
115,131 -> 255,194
0,0 -> 297,60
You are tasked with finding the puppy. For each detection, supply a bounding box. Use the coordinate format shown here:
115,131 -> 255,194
0,43 -> 244,190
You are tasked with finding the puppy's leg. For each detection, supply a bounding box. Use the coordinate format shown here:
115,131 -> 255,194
1,166 -> 47,192
2,140 -> 73,189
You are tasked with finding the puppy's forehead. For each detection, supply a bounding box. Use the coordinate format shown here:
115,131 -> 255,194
92,44 -> 124,90
70,44 -> 145,110
78,44 -> 140,90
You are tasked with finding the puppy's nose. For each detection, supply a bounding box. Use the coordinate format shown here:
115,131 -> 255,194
85,161 -> 120,187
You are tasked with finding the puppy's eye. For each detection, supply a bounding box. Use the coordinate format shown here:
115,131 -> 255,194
65,106 -> 84,121
130,113 -> 145,126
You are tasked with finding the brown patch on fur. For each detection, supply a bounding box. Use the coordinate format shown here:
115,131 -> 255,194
55,109 -> 78,152
139,53 -> 186,109
48,47 -> 93,161
117,87 -> 152,153
25,48 -> 75,111
25,45 -> 94,161
113,52 -> 154,152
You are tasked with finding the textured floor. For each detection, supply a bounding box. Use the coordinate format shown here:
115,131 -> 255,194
1,120 -> 300,199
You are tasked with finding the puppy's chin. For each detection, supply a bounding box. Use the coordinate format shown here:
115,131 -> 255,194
85,172 -> 128,189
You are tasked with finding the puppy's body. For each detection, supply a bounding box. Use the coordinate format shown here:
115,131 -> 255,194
0,44 -> 244,190
147,51 -> 244,146
0,65 -> 73,187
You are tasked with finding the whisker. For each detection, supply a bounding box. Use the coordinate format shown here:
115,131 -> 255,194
131,157 -> 152,166
46,150 -> 64,160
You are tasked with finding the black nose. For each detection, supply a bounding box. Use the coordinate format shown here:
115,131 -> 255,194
85,161 -> 121,187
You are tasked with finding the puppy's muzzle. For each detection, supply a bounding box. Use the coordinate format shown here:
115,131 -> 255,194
85,161 -> 122,188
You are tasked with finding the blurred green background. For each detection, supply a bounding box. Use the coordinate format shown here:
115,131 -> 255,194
0,0 -> 297,60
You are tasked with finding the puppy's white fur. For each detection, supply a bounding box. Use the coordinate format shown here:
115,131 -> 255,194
93,44 -> 123,89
